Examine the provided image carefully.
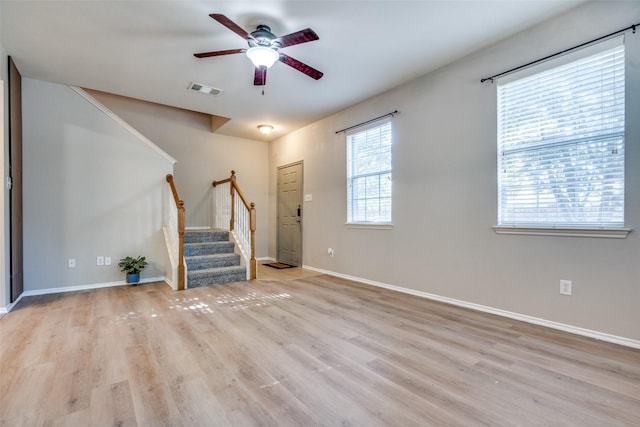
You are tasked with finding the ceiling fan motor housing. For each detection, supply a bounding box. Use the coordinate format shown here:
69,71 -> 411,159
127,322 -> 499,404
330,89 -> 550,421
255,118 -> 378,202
249,25 -> 280,49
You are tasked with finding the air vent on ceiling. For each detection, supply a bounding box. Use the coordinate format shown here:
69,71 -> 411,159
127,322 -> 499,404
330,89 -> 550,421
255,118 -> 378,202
187,82 -> 222,96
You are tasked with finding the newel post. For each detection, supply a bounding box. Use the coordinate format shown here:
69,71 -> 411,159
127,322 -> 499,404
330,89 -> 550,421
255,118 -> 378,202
250,202 -> 257,280
229,170 -> 236,231
177,200 -> 185,291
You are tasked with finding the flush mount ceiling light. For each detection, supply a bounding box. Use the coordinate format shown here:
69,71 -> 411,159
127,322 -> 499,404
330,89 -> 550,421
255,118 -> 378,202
257,124 -> 274,135
246,46 -> 279,69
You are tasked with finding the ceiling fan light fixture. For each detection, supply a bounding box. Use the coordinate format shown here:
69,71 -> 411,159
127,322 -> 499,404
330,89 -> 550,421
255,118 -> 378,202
246,46 -> 279,69
257,124 -> 274,135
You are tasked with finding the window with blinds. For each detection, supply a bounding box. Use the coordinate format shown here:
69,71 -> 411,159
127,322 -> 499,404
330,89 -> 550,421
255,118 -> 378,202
347,120 -> 392,223
497,37 -> 625,228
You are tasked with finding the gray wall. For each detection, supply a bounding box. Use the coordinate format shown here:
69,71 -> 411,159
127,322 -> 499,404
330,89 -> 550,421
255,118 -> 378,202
22,78 -> 174,291
269,1 -> 640,341
85,91 -> 270,258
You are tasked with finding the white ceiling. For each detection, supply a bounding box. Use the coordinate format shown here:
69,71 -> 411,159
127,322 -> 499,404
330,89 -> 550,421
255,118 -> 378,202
1,1 -> 584,141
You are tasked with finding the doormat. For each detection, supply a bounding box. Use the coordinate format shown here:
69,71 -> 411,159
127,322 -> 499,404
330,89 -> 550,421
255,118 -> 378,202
264,262 -> 296,269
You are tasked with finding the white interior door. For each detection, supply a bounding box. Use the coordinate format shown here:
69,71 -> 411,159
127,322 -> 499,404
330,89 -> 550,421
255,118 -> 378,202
277,162 -> 303,266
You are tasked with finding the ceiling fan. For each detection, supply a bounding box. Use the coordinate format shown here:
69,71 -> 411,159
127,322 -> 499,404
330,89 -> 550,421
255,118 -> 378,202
194,14 -> 324,86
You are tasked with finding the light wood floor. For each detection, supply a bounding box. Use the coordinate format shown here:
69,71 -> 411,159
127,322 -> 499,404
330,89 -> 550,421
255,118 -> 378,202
256,261 -> 322,281
1,267 -> 639,426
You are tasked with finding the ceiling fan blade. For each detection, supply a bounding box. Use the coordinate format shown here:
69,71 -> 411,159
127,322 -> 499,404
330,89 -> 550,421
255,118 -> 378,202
209,14 -> 251,40
279,53 -> 323,80
194,48 -> 245,58
276,28 -> 319,48
254,67 -> 267,86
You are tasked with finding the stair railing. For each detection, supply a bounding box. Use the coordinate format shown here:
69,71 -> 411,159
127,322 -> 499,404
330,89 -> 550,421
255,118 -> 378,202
212,171 -> 257,279
165,174 -> 186,290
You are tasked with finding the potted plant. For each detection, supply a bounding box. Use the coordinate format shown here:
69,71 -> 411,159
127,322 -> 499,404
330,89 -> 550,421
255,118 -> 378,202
118,256 -> 148,284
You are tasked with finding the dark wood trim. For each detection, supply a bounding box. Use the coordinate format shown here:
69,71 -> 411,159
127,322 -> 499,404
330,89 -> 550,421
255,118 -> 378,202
8,57 -> 23,303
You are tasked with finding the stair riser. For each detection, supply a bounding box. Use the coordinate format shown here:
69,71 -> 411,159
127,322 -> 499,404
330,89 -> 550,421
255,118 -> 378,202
186,255 -> 241,270
184,243 -> 235,256
183,231 -> 230,244
188,271 -> 246,287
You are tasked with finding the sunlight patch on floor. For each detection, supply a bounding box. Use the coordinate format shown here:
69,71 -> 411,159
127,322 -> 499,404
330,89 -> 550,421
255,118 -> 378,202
168,296 -> 214,314
214,291 -> 292,311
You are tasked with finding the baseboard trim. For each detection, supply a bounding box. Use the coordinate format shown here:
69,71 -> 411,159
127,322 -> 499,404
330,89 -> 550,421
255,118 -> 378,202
302,265 -> 640,350
164,277 -> 176,290
2,277 -> 166,313
257,257 -> 276,262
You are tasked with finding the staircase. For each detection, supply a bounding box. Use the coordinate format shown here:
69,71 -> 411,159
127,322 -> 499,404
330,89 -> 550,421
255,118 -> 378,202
184,230 -> 247,287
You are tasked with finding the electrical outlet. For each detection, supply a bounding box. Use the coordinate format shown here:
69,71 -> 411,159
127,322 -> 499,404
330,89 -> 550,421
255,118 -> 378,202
560,280 -> 572,296
105,257 -> 112,266
68,258 -> 76,268
328,248 -> 334,257
97,256 -> 104,266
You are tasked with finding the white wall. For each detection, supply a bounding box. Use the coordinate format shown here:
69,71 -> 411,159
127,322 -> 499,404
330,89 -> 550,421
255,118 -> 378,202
269,1 -> 640,341
22,78 -> 174,291
86,91 -> 270,258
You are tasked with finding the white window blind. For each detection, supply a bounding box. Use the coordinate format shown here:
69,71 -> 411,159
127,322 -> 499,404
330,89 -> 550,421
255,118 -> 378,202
497,37 -> 625,228
347,120 -> 392,223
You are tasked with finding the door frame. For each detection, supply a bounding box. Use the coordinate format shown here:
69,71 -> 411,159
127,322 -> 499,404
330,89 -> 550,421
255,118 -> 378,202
276,160 -> 303,266
8,57 -> 23,303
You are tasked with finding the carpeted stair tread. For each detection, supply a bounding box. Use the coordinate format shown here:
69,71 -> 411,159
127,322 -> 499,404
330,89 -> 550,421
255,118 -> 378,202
184,241 -> 235,256
187,265 -> 246,287
189,265 -> 246,276
184,229 -> 229,244
185,253 -> 240,270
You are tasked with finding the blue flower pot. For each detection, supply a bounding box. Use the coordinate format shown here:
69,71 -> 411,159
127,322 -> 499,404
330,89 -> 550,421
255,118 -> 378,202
126,273 -> 140,284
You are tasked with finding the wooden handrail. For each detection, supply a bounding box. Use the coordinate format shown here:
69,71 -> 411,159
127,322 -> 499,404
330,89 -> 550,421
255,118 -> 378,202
212,170 -> 257,280
166,174 -> 185,290
212,177 -> 232,186
166,174 -> 182,209
232,181 -> 252,212
214,171 -> 251,209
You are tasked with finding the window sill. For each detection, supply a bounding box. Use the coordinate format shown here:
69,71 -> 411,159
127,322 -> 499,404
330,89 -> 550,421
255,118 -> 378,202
345,223 -> 393,230
493,226 -> 631,239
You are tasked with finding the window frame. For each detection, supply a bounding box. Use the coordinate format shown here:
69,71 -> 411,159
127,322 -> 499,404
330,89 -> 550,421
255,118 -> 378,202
494,36 -> 630,238
345,119 -> 393,226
